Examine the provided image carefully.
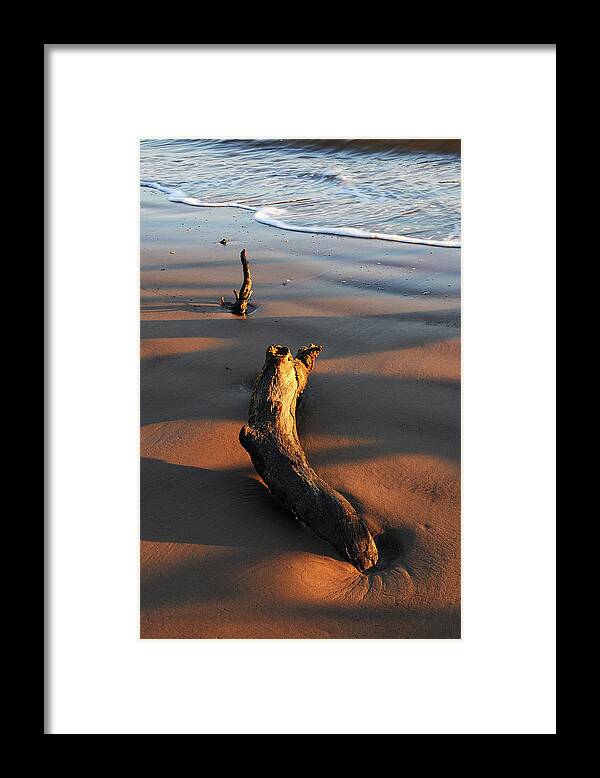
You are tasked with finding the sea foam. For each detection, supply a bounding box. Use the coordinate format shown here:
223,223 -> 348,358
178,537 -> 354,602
140,180 -> 461,249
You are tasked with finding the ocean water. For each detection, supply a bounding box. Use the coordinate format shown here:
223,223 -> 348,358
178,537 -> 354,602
140,139 -> 461,248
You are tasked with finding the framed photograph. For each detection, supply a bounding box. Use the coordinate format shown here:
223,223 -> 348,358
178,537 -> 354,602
46,44 -> 556,734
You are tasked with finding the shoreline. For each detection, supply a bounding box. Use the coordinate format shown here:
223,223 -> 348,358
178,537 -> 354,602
140,180 -> 462,249
140,188 -> 461,639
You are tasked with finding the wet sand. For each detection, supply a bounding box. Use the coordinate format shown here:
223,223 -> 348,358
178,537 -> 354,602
140,186 -> 461,638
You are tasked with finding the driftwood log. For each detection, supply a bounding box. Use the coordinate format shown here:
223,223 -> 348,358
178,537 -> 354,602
239,344 -> 379,572
220,248 -> 253,316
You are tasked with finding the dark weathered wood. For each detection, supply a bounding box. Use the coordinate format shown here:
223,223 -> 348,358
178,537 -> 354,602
239,343 -> 379,572
220,249 -> 253,316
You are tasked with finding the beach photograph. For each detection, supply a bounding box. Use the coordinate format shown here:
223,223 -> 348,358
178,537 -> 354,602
140,138 -> 461,639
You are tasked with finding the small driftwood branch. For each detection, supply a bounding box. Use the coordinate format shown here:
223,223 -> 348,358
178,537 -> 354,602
220,249 -> 253,316
239,344 -> 379,572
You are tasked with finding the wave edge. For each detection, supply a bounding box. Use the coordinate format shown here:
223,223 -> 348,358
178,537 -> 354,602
140,180 -> 461,249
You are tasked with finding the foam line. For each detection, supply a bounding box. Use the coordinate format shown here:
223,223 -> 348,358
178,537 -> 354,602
140,180 -> 461,248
